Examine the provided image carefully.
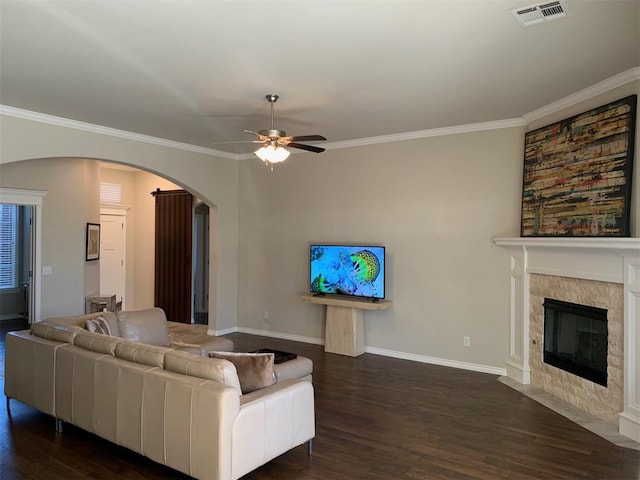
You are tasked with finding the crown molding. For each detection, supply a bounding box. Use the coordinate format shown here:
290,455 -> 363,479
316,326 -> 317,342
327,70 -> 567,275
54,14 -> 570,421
159,118 -> 529,161
3,67 -> 638,159
523,67 -> 640,123
0,104 -> 241,160
1,103 -> 526,161
320,118 -> 527,151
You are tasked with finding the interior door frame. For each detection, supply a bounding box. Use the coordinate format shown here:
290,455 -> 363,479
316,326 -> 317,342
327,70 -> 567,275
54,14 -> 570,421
0,187 -> 46,324
193,202 -> 209,316
100,205 -> 129,310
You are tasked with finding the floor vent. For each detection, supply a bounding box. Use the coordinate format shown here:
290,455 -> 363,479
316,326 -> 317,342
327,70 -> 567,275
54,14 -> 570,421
511,1 -> 567,27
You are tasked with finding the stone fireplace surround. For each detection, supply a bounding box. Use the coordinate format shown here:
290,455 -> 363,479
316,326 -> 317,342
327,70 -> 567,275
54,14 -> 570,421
494,237 -> 640,443
530,274 -> 622,426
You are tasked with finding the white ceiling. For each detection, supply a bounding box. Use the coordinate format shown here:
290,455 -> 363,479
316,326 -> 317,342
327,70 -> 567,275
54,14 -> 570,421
1,0 -> 638,156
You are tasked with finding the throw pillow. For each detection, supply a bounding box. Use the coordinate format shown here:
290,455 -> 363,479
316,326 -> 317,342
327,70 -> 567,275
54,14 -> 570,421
117,307 -> 170,346
85,316 -> 113,336
208,351 -> 275,394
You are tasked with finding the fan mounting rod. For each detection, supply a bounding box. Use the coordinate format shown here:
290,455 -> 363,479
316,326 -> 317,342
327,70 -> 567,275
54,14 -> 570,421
259,93 -> 286,138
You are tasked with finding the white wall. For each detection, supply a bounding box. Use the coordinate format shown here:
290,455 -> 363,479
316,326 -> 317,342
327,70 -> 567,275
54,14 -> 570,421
239,127 -> 525,370
0,115 -> 239,330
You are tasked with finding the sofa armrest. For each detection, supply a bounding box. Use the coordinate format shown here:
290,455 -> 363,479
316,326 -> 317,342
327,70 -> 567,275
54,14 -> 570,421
232,379 -> 315,479
4,330 -> 65,416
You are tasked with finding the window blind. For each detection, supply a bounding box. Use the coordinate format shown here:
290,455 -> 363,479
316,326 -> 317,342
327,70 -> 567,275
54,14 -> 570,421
0,204 -> 18,290
100,182 -> 122,204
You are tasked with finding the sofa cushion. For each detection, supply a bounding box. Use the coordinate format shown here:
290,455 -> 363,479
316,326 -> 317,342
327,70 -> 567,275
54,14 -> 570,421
30,322 -> 85,343
164,350 -> 242,395
167,321 -> 234,354
43,312 -> 119,336
74,330 -> 124,355
114,341 -> 171,368
117,308 -> 170,346
208,351 -> 275,394
272,356 -> 314,383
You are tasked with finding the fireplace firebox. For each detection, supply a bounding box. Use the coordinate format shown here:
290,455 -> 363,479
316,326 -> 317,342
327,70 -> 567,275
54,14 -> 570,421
543,298 -> 608,387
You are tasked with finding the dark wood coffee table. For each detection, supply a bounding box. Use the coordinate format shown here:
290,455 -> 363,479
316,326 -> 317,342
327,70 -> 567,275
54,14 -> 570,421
251,348 -> 298,364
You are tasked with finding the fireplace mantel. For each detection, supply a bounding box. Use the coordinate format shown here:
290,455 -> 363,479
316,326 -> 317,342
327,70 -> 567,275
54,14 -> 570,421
494,236 -> 640,251
494,236 -> 640,443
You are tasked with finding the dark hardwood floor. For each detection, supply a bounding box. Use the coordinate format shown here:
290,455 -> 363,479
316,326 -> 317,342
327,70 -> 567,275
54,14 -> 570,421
2,322 -> 639,479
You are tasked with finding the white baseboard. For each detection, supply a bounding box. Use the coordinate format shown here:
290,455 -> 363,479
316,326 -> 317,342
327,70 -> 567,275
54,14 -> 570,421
365,346 -> 508,376
223,326 -> 506,376
237,327 -> 325,346
619,411 -> 640,444
208,326 -> 238,336
505,360 -> 531,384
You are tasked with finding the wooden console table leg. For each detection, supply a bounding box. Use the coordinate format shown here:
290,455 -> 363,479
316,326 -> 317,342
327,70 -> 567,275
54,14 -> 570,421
325,306 -> 364,357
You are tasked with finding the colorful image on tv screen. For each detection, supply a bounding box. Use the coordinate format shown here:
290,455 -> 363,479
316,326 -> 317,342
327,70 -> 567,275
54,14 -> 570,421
310,245 -> 385,299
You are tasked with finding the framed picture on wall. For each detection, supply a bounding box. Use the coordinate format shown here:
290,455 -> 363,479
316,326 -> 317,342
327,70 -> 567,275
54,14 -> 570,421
520,95 -> 637,237
86,223 -> 100,261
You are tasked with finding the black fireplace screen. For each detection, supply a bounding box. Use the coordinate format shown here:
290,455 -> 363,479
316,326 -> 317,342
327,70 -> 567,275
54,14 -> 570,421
543,298 -> 608,387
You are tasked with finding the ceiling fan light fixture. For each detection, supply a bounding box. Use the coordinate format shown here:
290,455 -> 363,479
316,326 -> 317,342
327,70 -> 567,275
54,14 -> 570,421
254,144 -> 290,163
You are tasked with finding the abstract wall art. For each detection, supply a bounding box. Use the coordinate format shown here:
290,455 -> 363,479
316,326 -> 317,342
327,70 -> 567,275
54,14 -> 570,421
521,95 -> 637,236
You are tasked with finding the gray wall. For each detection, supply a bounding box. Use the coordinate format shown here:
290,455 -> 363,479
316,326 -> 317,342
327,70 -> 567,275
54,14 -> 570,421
0,158 -> 100,318
238,127 -> 524,369
0,118 -> 239,330
0,74 -> 637,373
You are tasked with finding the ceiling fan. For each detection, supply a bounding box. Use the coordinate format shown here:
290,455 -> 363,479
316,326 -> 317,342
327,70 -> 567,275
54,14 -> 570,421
215,94 -> 327,167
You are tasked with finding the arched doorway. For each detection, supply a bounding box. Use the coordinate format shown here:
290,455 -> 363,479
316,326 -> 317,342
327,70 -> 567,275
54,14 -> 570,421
0,158 -> 218,328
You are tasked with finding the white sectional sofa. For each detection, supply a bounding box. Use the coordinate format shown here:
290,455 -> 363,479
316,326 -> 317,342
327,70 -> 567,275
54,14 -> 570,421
4,308 -> 315,480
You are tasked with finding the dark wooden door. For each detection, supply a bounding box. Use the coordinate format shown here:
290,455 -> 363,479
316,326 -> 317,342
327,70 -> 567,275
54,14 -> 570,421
152,189 -> 192,323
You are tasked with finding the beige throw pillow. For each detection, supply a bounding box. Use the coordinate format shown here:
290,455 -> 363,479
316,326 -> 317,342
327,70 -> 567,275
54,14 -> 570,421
208,351 -> 275,394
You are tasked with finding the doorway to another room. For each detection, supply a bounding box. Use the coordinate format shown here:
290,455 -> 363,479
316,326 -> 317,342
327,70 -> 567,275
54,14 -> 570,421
0,204 -> 32,326
0,188 -> 46,327
100,207 -> 128,311
193,202 -> 209,325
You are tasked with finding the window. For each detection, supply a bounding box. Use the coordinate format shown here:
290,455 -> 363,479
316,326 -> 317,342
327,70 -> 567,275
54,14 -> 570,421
0,204 -> 18,290
100,182 -> 122,204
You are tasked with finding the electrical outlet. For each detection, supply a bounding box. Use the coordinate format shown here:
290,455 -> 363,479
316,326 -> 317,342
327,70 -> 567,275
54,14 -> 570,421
463,336 -> 471,347
263,310 -> 269,320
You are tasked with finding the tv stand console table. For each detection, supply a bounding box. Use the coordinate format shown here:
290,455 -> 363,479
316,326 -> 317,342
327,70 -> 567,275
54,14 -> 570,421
300,294 -> 392,357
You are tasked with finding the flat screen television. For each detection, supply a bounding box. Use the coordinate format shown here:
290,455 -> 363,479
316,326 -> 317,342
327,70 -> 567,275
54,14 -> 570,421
309,244 -> 385,300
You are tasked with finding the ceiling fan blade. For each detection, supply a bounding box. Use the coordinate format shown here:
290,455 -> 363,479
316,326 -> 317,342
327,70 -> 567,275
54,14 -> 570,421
209,140 -> 262,145
286,134 -> 327,142
242,129 -> 268,139
287,142 -> 326,153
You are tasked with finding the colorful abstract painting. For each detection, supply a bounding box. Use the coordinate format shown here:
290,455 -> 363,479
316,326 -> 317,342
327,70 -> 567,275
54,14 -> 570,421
521,95 -> 637,236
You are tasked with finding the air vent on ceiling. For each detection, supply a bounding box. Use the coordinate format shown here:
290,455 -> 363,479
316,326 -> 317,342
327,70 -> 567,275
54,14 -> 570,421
511,0 -> 567,27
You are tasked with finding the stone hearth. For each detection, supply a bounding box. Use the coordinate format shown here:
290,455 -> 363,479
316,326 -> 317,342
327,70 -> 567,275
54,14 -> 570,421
494,237 -> 640,443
